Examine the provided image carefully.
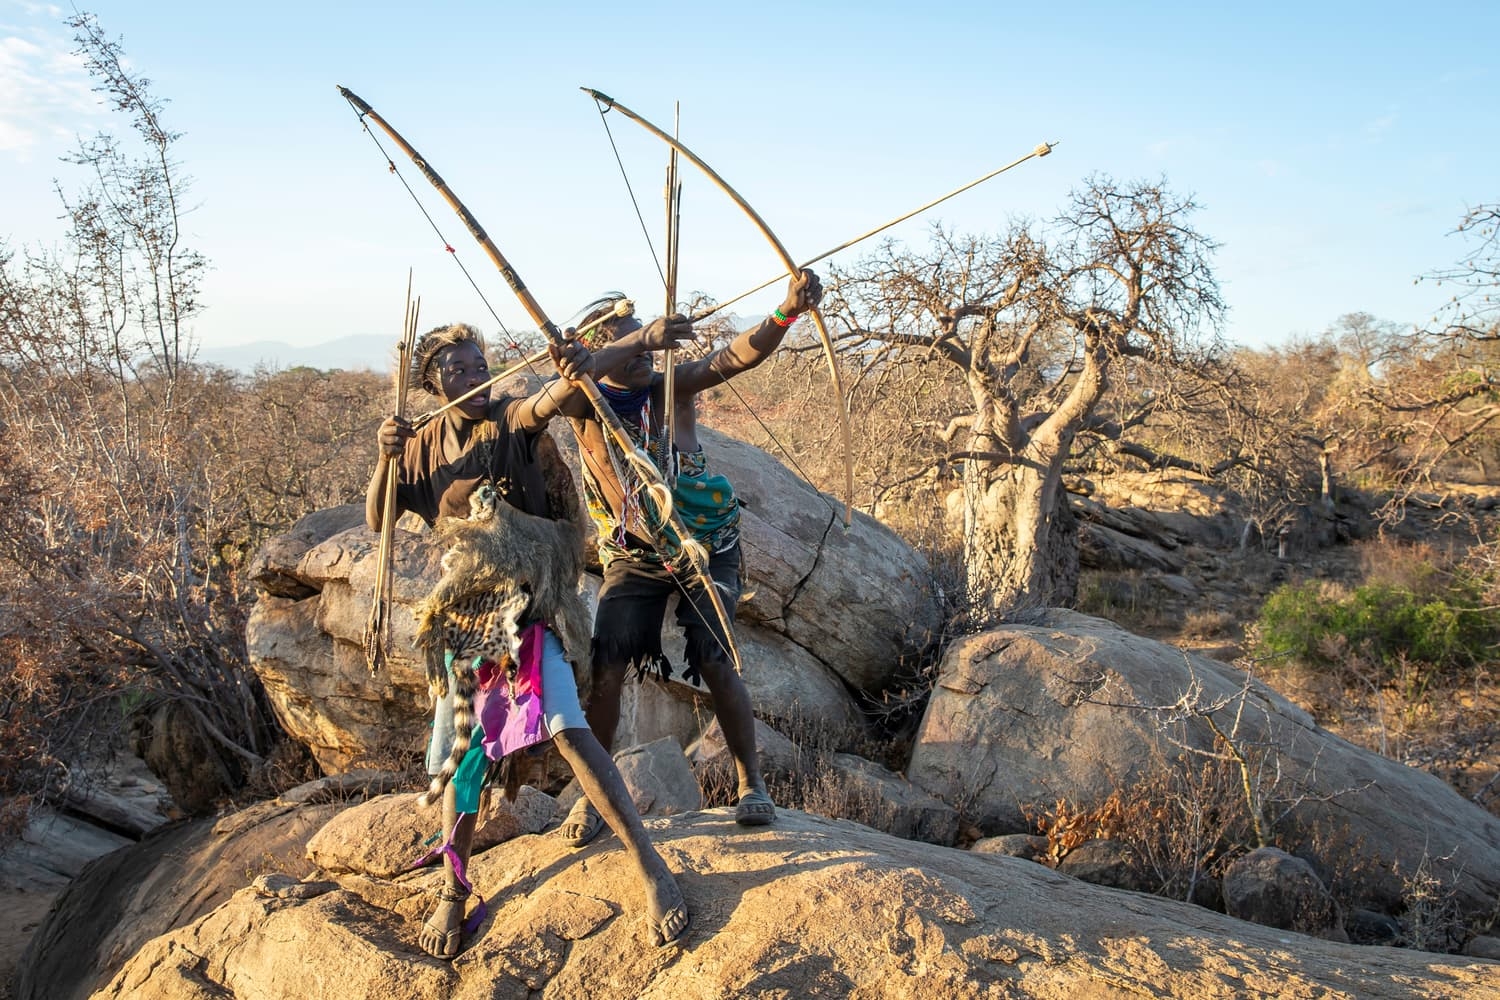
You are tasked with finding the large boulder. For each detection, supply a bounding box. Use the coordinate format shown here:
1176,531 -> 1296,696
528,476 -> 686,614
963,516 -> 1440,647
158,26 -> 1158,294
246,522 -> 441,770
305,788 -> 558,878
64,807 -> 1494,1000
1223,846 -> 1348,943
246,425 -> 934,771
906,609 -> 1500,921
700,430 -> 940,692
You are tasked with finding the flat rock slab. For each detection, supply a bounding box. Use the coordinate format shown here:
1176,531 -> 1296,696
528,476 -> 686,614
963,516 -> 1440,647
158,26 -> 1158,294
90,809 -> 1494,1000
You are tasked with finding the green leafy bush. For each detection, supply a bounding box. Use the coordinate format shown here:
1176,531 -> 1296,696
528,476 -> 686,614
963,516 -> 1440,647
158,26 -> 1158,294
1256,578 -> 1495,683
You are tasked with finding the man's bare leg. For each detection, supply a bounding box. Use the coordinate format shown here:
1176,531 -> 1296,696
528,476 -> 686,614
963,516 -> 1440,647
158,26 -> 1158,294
562,658 -> 629,847
695,651 -> 775,825
583,658 -> 628,751
552,727 -> 689,945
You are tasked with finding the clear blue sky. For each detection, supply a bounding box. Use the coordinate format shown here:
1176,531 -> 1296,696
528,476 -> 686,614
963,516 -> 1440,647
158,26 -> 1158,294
3,0 -> 1496,361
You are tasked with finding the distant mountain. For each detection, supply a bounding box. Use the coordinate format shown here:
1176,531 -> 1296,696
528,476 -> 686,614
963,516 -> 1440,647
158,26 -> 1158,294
195,312 -> 762,375
195,335 -> 399,374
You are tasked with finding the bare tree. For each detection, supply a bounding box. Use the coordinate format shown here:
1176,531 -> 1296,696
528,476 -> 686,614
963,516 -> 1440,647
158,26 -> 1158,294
823,177 -> 1225,617
0,15 -> 280,821
1208,315 -> 1407,550
1419,204 -> 1500,345
1351,204 -> 1500,511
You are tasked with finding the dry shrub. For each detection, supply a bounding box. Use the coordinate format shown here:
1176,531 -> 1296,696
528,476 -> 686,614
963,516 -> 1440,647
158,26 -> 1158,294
1270,808 -> 1392,922
241,739 -> 322,801
1016,744 -> 1477,949
762,716 -> 865,823
1356,535 -> 1448,593
1395,850 -> 1466,953
0,791 -> 32,844
695,708 -> 901,832
1024,792 -> 1127,868
345,735 -> 428,779
1026,751 -> 1253,904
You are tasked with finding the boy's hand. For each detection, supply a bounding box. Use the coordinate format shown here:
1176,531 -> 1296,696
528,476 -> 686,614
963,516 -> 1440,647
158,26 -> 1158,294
377,415 -> 414,458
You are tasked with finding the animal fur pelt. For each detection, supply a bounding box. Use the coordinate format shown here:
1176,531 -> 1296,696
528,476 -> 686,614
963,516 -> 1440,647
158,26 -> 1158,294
411,481 -> 592,703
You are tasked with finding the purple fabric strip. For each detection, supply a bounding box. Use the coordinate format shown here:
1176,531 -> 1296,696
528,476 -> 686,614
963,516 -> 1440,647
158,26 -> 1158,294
408,815 -> 475,896
463,896 -> 489,935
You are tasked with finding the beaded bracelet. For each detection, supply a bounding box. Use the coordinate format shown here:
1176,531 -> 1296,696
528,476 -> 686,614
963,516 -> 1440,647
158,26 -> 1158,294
771,308 -> 797,328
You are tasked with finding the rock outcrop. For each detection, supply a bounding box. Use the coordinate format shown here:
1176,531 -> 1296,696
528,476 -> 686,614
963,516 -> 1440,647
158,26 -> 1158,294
907,609 -> 1500,921
35,802 -> 1497,1000
245,425 -> 939,772
1,753 -> 175,992
16,795 -> 344,1000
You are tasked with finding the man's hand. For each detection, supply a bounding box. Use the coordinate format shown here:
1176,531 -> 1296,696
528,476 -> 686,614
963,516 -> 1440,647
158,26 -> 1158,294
639,313 -> 696,352
778,269 -> 823,320
377,415 -> 414,458
550,338 -> 594,381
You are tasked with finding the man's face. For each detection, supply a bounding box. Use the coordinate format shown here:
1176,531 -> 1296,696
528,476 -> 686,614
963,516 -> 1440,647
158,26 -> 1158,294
598,316 -> 654,389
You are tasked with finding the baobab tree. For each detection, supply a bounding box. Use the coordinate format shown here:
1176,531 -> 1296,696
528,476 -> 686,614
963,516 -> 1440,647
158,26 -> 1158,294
823,176 -> 1225,617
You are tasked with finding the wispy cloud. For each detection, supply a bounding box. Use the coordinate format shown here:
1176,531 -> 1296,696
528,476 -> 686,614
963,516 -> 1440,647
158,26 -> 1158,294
1364,111 -> 1397,137
0,8 -> 100,160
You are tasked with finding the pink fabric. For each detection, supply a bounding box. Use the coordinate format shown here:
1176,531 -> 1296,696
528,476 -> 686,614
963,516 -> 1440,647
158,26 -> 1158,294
473,621 -> 550,760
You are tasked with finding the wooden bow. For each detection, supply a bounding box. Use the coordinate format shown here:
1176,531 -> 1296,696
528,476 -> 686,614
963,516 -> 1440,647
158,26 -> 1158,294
364,274 -> 419,673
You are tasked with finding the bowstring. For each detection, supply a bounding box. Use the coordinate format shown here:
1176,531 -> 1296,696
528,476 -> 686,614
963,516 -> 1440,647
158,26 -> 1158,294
661,104 -> 680,483
352,117 -> 535,364
594,103 -> 668,289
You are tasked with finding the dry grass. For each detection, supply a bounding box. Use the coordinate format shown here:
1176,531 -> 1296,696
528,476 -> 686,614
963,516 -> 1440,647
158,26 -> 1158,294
1181,608 -> 1238,641
1075,571 -> 1177,633
696,709 -> 907,834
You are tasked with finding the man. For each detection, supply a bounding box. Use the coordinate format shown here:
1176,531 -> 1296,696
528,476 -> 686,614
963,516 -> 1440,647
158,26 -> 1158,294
555,270 -> 823,846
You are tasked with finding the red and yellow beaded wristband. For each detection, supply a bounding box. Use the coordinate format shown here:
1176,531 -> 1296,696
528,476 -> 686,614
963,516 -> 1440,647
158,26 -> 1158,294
771,308 -> 798,328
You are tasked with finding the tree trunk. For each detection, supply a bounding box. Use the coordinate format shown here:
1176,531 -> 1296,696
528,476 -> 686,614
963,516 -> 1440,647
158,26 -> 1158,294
1318,449 -> 1336,513
962,459 -> 1078,617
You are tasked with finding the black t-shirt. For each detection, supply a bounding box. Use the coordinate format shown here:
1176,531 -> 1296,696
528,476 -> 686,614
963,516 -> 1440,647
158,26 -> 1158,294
397,396 -> 550,525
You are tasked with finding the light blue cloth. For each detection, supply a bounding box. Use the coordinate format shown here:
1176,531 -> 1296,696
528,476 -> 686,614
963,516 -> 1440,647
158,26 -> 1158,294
426,628 -> 586,776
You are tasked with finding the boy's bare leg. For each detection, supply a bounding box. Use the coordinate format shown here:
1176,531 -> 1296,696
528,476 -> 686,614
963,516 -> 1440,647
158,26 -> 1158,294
419,784 -> 475,959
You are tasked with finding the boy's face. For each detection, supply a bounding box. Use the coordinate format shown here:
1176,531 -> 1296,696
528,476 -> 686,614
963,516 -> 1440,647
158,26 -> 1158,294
435,341 -> 491,417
